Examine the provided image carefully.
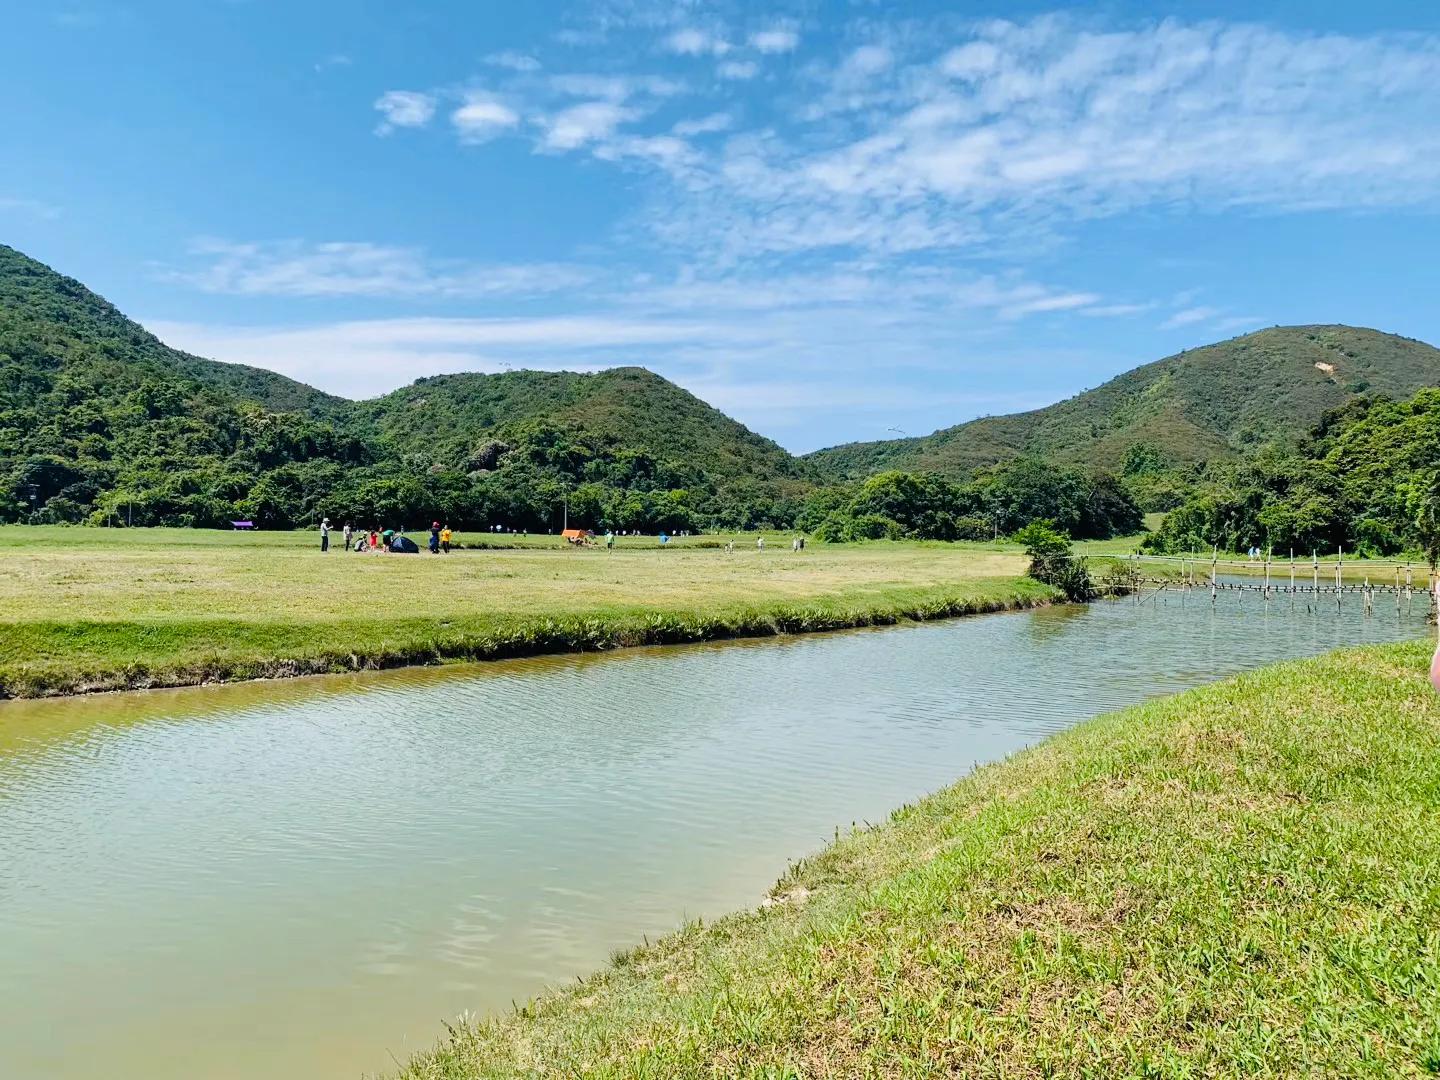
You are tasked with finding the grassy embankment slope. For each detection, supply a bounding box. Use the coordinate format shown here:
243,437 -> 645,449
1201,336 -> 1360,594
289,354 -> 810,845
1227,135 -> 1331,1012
399,642 -> 1440,1079
0,526 -> 1051,697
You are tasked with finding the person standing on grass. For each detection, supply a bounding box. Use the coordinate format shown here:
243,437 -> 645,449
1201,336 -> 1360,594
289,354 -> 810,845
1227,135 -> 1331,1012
1432,581 -> 1440,694
429,521 -> 441,555
320,517 -> 331,553
343,522 -> 353,551
605,530 -> 615,551
757,536 -> 765,551
441,524 -> 452,553
369,527 -> 379,553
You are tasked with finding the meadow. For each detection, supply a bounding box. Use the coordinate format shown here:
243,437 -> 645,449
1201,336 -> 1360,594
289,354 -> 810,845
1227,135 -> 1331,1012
398,641 -> 1440,1079
0,526 -> 1053,697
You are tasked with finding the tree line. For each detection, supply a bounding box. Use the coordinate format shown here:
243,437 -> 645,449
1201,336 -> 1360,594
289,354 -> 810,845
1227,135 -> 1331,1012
1139,389 -> 1440,562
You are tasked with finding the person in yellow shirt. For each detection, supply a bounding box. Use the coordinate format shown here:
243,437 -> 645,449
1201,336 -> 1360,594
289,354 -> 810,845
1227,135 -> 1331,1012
440,525 -> 453,554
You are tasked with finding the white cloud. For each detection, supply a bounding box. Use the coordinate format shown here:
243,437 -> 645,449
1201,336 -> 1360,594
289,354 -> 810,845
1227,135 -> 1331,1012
541,101 -> 635,151
1161,306 -> 1221,329
717,59 -> 759,80
144,316 -> 721,399
630,17 -> 1440,262
373,90 -> 436,134
664,28 -> 729,56
750,28 -> 799,54
843,44 -> 892,76
485,50 -> 541,72
596,135 -> 698,172
0,195 -> 61,220
451,95 -> 520,142
999,291 -> 1102,319
1213,315 -> 1267,334
165,240 -> 595,299
672,112 -> 732,137
1078,303 -> 1153,318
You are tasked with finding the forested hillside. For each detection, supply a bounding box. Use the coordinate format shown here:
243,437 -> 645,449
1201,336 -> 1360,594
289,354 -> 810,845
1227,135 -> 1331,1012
1143,388 -> 1440,559
360,367 -> 814,529
0,245 -> 808,531
806,326 -> 1440,481
6,241 -> 1438,544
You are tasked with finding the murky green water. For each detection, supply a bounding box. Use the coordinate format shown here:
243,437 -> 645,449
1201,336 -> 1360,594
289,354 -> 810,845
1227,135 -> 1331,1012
0,587 -> 1429,1079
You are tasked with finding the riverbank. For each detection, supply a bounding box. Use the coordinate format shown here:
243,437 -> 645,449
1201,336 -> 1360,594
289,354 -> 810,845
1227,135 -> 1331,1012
397,640 -> 1440,1079
0,526 -> 1054,698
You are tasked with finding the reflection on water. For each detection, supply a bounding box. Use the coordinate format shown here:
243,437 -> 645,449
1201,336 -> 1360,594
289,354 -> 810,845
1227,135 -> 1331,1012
0,586 -> 1427,1080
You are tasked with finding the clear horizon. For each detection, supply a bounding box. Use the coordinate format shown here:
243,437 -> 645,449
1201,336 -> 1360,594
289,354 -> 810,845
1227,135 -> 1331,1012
5,0 -> 1440,453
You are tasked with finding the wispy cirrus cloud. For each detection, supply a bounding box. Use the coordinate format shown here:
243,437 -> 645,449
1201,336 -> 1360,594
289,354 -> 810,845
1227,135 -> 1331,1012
372,15 -> 1440,264
749,27 -> 799,54
484,50 -> 541,72
1162,306 -> 1223,330
0,195 -> 61,220
162,240 -> 596,300
143,315 -> 724,399
373,90 -> 436,134
540,101 -> 636,151
663,27 -> 729,56
157,12 -> 1440,446
451,94 -> 520,142
716,59 -> 758,80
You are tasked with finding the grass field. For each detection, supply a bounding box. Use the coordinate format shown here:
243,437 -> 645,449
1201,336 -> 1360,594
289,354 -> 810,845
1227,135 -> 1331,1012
0,526 -> 1054,697
397,641 -> 1440,1079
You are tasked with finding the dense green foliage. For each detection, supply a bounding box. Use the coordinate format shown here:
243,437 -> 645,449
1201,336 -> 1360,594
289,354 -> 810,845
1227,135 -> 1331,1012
8,244 -> 1432,541
1142,388 -> 1440,560
0,245 -> 1147,538
1015,520 -> 1093,600
0,245 -> 810,532
358,367 -> 814,532
805,325 -> 1440,484
0,246 -> 371,527
802,459 -> 1142,543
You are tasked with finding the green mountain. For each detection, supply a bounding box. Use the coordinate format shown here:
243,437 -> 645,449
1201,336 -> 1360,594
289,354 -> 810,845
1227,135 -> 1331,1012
0,244 -> 805,530
361,366 -> 809,495
8,239 -> 1440,534
0,244 -> 347,418
806,326 -> 1440,481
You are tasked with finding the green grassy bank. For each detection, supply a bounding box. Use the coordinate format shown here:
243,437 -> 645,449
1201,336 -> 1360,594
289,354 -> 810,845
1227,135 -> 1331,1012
398,642 -> 1440,1079
0,526 -> 1053,698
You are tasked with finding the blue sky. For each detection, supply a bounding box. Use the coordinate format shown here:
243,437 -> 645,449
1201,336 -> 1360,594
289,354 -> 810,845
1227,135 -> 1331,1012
5,0 -> 1440,452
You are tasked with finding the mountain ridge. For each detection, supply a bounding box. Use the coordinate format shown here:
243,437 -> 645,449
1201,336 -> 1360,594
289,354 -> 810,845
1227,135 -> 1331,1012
0,244 -> 808,527
5,241 -> 1440,530
804,325 -> 1440,480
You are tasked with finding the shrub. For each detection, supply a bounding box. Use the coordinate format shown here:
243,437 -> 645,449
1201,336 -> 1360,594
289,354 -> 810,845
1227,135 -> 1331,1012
1015,521 -> 1093,601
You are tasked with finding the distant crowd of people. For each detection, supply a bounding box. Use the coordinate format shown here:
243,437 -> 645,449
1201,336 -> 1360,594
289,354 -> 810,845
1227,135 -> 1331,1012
318,518 -> 453,554
316,517 -> 809,556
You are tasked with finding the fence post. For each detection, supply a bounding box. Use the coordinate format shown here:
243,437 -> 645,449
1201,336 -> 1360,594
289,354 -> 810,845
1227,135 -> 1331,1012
1336,546 -> 1344,612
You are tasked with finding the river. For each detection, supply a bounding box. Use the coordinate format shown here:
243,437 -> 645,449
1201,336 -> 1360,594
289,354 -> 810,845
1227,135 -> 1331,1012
0,586 -> 1428,1079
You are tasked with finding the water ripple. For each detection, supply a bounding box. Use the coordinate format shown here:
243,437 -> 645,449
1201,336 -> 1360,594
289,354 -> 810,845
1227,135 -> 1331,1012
0,584 -> 1426,1080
